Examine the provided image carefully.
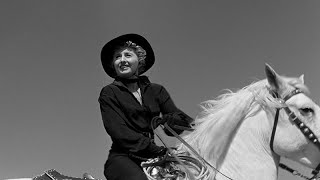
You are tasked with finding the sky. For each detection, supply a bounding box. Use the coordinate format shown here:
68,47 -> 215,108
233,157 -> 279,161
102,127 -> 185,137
1,0 -> 320,179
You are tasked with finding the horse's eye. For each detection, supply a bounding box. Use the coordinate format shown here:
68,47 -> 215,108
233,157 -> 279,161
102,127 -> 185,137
299,108 -> 314,117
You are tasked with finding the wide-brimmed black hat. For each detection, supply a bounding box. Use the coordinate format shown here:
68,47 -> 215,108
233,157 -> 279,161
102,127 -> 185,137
100,33 -> 155,78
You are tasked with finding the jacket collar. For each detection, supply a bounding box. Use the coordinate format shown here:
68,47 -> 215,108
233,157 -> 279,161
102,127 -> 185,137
112,76 -> 151,90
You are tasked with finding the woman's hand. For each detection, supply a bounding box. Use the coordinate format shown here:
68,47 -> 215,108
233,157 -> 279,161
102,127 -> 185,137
150,116 -> 166,130
164,112 -> 190,128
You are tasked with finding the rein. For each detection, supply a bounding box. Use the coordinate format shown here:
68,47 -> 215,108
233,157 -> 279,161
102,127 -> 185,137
163,123 -> 234,180
141,123 -> 233,180
144,123 -> 233,180
270,89 -> 320,180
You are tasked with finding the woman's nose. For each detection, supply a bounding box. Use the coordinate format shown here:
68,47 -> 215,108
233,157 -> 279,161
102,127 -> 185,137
119,56 -> 128,65
120,55 -> 126,62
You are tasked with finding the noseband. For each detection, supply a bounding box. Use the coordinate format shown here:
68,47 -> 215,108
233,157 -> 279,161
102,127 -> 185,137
270,89 -> 320,179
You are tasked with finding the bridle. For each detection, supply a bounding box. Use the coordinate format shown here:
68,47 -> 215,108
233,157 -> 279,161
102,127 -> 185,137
270,88 -> 320,180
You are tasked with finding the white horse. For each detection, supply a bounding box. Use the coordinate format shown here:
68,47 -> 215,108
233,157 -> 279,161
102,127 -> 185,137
143,64 -> 320,180
176,64 -> 320,180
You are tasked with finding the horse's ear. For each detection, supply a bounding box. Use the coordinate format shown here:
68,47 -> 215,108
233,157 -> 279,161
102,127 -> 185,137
265,63 -> 281,90
299,74 -> 304,84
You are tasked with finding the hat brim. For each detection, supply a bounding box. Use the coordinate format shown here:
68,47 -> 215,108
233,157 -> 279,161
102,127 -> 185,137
101,33 -> 155,78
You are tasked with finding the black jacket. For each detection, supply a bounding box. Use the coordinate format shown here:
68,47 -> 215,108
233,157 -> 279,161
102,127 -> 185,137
98,76 -> 192,158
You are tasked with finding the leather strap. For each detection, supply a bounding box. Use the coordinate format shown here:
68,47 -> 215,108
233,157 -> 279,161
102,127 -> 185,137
270,109 -> 280,153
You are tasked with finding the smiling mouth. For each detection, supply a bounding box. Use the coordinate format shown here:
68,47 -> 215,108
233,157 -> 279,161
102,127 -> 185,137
120,65 -> 130,70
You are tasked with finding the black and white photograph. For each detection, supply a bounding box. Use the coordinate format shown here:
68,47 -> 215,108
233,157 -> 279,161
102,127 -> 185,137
1,1 -> 320,180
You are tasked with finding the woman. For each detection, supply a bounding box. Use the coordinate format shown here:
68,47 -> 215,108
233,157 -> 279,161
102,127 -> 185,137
99,33 -> 193,180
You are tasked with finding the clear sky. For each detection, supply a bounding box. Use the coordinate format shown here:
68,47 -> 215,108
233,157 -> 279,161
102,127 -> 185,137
1,1 -> 320,179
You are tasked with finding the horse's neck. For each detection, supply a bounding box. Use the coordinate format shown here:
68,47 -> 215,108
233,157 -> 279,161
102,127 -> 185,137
216,111 -> 280,180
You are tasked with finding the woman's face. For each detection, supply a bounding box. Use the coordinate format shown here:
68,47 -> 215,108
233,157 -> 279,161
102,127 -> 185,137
113,48 -> 139,79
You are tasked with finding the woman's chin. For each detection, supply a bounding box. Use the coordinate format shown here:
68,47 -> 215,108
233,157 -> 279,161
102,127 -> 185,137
118,73 -> 135,79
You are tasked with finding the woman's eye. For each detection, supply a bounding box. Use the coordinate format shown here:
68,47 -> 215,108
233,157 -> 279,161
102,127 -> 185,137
299,108 -> 314,116
114,55 -> 121,59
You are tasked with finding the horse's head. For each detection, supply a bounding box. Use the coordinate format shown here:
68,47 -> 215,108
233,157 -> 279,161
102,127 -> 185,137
265,64 -> 320,172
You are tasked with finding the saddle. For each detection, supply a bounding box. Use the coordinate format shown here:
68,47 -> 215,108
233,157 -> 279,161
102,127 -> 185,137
32,169 -> 98,180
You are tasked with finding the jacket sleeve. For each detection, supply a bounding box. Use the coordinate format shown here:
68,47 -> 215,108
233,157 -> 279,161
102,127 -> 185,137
157,86 -> 194,135
99,87 -> 162,157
